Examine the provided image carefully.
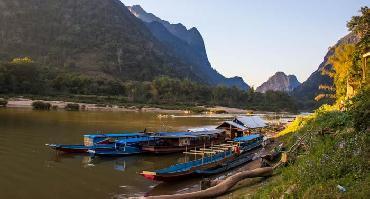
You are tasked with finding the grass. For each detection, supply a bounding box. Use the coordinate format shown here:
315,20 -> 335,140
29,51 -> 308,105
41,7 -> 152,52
249,103 -> 369,198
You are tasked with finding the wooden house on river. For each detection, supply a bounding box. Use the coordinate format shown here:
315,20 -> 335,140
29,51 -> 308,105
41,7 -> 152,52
216,116 -> 267,138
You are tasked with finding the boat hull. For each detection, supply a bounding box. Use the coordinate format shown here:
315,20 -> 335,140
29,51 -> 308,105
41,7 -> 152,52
46,144 -> 115,153
141,143 -> 221,154
141,152 -> 235,181
89,146 -> 142,157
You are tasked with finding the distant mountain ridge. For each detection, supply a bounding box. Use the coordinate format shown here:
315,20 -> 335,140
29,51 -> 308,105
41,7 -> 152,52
127,5 -> 250,90
256,72 -> 301,93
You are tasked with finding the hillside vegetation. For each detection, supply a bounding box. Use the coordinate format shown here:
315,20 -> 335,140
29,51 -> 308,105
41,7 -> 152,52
250,7 -> 370,198
0,58 -> 298,112
0,0 -> 299,112
0,0 -> 202,83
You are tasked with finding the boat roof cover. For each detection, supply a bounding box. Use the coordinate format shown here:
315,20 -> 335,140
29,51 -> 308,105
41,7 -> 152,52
151,129 -> 224,138
116,136 -> 154,144
188,127 -> 216,132
233,134 -> 262,142
84,133 -> 144,138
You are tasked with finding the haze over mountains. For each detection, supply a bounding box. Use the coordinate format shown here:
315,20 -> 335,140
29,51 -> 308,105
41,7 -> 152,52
256,72 -> 300,93
127,5 -> 249,90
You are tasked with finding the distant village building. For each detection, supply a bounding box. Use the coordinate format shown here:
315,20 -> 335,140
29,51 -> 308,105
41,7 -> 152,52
216,116 -> 267,139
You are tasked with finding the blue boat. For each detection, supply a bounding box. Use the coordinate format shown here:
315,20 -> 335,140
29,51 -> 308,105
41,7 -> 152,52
141,134 -> 264,181
88,136 -> 155,157
46,132 -> 149,153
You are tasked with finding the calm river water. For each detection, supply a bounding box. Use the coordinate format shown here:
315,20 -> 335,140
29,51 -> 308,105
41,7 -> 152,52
0,108 -> 231,199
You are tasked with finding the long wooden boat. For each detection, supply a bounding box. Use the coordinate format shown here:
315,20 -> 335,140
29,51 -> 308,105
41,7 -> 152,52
141,130 -> 227,154
46,132 -> 148,153
88,136 -> 155,157
45,143 -> 115,153
141,134 -> 264,181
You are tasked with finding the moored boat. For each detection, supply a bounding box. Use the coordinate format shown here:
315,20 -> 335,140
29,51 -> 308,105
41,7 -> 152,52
141,130 -> 227,154
88,136 -> 155,157
140,134 -> 264,181
46,132 -> 148,153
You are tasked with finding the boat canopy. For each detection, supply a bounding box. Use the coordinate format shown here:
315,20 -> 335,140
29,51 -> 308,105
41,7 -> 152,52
150,130 -> 224,139
233,134 -> 262,142
84,133 -> 144,139
188,127 -> 216,132
116,136 -> 155,144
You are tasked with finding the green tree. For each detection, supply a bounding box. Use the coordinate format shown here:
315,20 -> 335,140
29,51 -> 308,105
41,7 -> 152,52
327,44 -> 356,100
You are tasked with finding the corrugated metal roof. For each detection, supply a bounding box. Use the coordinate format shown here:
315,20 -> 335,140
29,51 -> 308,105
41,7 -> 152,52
235,116 -> 266,128
223,121 -> 248,130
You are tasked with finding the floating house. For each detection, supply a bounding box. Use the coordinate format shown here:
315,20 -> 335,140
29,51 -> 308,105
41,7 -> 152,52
141,130 -> 227,154
216,116 -> 267,138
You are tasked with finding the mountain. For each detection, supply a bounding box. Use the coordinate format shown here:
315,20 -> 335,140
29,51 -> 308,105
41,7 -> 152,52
127,5 -> 250,90
0,0 -> 217,83
292,33 -> 359,109
256,72 -> 301,93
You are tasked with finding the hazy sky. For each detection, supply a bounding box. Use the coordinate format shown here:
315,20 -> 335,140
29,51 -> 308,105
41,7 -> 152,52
122,0 -> 368,87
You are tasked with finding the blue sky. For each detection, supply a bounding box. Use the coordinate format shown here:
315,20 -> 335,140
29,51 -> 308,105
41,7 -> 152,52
122,0 -> 368,87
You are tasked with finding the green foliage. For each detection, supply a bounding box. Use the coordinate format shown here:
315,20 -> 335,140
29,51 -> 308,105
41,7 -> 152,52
0,59 -> 299,112
254,110 -> 368,198
347,87 -> 370,131
327,44 -> 356,99
32,101 -> 51,110
189,107 -> 207,114
64,103 -> 80,111
347,6 -> 370,39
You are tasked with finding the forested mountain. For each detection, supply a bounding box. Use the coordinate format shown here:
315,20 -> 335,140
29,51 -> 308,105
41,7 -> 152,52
0,0 -> 299,112
256,72 -> 300,93
0,0 -> 208,82
292,33 -> 359,109
127,5 -> 250,90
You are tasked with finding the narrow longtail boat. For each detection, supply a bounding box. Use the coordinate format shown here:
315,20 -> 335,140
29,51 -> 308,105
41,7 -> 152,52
46,132 -> 148,153
195,134 -> 264,175
88,136 -> 155,157
140,134 -> 264,181
141,130 -> 227,154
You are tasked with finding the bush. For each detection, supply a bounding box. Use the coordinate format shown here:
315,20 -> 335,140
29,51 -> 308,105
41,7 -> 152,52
189,106 -> 207,114
65,103 -> 80,111
214,109 -> 228,114
32,101 -> 51,110
0,98 -> 8,107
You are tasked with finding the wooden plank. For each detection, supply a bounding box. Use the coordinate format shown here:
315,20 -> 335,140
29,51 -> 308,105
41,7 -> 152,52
183,152 -> 206,155
189,150 -> 217,154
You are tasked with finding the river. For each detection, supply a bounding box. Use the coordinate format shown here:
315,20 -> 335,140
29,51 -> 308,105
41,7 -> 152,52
0,108 -> 233,199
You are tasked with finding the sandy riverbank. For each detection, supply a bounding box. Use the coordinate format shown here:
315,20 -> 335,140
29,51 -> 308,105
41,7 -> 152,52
4,98 -> 253,114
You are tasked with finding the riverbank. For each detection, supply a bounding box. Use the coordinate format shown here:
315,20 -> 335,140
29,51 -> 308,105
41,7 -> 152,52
223,97 -> 369,198
3,97 -> 297,116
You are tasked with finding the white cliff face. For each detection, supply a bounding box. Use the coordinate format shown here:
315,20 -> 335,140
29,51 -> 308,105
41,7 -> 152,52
256,72 -> 301,93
